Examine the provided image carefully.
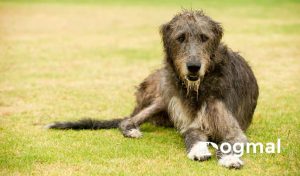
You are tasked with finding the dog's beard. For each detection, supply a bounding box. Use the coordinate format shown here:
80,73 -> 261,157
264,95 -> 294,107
184,78 -> 200,97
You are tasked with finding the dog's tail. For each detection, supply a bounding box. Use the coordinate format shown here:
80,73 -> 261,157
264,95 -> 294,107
45,118 -> 123,130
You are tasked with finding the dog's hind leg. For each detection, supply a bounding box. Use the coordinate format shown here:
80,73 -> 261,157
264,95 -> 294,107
119,98 -> 165,138
147,111 -> 173,127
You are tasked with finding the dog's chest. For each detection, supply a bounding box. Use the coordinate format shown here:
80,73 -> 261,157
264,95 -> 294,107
167,97 -> 208,134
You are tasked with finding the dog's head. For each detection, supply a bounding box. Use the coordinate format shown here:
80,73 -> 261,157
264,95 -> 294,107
161,10 -> 223,92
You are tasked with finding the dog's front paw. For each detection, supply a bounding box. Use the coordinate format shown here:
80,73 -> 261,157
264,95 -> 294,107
218,155 -> 244,169
123,128 -> 143,138
187,142 -> 211,161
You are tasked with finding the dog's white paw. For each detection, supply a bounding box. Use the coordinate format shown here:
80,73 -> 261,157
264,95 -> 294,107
187,142 -> 211,161
126,129 -> 143,138
218,155 -> 244,169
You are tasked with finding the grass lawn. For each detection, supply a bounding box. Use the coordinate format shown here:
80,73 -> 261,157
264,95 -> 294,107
0,0 -> 299,175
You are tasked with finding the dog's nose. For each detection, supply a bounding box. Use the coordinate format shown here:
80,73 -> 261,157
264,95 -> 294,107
187,62 -> 201,73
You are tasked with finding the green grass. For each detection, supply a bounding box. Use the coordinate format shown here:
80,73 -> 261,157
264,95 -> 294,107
0,0 -> 300,175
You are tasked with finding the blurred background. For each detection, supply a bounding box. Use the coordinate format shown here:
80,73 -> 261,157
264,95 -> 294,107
0,0 -> 299,175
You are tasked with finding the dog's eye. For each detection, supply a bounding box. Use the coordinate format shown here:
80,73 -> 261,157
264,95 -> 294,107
176,34 -> 186,43
200,34 -> 209,42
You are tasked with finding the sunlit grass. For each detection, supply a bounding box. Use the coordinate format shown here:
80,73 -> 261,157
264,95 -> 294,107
0,0 -> 299,175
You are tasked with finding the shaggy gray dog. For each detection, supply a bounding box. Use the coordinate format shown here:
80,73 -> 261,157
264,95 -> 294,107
47,10 -> 259,169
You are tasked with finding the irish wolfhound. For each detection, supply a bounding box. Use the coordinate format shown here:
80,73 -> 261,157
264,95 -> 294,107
46,10 -> 259,169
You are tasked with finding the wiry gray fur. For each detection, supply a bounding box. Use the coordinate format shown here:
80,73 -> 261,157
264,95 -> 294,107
46,10 -> 259,169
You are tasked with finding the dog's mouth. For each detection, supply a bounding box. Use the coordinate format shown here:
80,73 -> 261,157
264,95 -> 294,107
187,75 -> 199,81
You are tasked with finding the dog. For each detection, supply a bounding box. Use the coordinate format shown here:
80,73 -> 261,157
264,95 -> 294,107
46,10 -> 259,169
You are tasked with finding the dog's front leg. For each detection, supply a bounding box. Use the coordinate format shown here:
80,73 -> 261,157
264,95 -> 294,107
206,100 -> 248,169
184,129 -> 211,161
217,133 -> 248,169
119,98 -> 164,138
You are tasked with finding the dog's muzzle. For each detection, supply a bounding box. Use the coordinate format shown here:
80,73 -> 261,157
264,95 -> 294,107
186,62 -> 201,81
187,75 -> 199,81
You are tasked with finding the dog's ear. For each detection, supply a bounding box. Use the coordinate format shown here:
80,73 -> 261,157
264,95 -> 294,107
209,21 -> 223,65
160,23 -> 171,48
160,23 -> 173,61
212,21 -> 223,43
